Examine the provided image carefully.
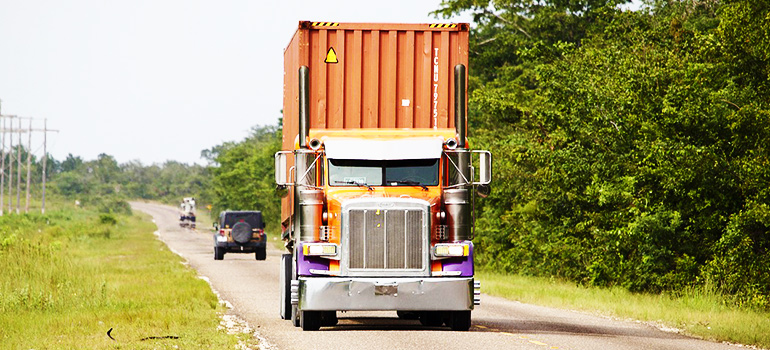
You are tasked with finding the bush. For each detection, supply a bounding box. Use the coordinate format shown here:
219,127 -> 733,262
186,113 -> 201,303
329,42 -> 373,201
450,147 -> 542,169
702,202 -> 770,309
98,213 -> 117,225
82,196 -> 132,216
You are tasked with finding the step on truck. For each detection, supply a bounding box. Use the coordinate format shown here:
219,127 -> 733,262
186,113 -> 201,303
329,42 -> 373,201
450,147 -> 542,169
275,21 -> 492,331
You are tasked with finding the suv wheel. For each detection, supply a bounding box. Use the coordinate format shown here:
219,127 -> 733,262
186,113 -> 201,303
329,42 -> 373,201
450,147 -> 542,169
255,246 -> 266,260
214,247 -> 224,260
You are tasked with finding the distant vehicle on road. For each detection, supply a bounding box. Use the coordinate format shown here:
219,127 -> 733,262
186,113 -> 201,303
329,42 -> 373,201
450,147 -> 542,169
213,211 -> 267,261
179,197 -> 196,228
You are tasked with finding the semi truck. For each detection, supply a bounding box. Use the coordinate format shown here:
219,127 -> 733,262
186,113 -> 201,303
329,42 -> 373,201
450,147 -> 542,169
275,21 -> 491,331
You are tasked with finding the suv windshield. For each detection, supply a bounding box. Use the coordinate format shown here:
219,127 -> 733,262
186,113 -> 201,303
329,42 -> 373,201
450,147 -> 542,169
328,159 -> 439,187
222,212 -> 263,228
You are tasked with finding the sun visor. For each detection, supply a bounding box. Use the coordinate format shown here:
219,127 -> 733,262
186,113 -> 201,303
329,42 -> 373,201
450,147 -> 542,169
324,137 -> 444,160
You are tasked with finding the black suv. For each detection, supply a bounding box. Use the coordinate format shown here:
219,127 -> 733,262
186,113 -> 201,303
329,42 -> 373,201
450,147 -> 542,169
213,211 -> 267,260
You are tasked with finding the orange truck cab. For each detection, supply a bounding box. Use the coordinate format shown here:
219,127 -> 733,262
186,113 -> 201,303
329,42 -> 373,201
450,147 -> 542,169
275,22 -> 492,331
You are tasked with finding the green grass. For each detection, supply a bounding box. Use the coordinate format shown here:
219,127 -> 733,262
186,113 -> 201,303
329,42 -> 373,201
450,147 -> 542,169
0,199 -> 254,349
477,270 -> 770,348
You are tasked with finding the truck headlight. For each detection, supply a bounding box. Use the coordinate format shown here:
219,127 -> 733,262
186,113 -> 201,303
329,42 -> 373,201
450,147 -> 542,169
303,243 -> 338,256
433,243 -> 469,257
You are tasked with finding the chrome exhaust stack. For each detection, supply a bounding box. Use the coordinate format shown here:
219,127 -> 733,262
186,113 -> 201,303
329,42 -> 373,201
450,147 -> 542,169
299,66 -> 310,149
454,64 -> 467,149
294,66 -> 321,242
444,64 -> 472,242
308,138 -> 322,151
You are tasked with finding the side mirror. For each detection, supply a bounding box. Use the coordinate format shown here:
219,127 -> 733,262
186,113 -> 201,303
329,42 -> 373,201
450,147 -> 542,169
275,151 -> 292,186
473,151 -> 492,185
213,222 -> 219,230
476,184 -> 491,198
275,184 -> 289,198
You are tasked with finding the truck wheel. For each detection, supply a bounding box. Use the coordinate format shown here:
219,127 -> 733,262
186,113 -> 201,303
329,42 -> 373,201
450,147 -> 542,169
280,254 -> 292,320
292,305 -> 300,327
300,310 -> 321,331
214,247 -> 224,260
396,311 -> 419,320
320,311 -> 338,326
419,311 -> 443,327
448,310 -> 471,331
255,246 -> 267,260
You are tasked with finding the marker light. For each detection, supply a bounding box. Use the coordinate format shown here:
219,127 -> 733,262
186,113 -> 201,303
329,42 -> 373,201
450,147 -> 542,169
303,243 -> 338,257
434,243 -> 469,257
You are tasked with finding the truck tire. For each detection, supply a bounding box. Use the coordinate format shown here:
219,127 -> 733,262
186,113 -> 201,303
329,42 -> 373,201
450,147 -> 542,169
321,311 -> 338,326
448,310 -> 471,331
231,222 -> 252,244
279,254 -> 292,320
255,246 -> 267,260
292,305 -> 300,327
300,310 -> 321,331
419,311 -> 444,327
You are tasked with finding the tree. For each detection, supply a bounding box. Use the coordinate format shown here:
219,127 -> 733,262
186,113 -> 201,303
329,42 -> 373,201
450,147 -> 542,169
207,122 -> 282,231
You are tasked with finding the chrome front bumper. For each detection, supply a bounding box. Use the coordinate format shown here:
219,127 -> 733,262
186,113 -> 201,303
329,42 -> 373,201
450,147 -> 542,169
293,277 -> 479,311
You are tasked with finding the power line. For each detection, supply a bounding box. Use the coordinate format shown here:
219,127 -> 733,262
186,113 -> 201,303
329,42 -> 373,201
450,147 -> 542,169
0,113 -> 60,215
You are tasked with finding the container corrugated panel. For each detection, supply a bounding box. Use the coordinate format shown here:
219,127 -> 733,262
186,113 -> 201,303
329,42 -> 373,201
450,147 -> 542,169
280,21 -> 468,227
282,21 -> 469,151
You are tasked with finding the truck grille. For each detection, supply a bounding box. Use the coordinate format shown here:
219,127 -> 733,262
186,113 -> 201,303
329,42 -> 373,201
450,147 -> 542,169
343,199 -> 429,275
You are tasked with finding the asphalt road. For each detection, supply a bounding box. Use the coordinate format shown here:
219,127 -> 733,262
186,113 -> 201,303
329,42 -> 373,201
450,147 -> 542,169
131,201 -> 746,350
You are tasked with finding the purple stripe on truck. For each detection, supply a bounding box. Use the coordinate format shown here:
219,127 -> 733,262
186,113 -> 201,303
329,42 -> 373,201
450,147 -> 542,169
297,243 -> 330,276
441,242 -> 474,277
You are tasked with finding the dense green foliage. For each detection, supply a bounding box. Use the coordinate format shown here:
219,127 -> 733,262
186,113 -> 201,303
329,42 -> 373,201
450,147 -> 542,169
202,123 -> 283,232
51,153 -> 210,213
437,0 -> 770,309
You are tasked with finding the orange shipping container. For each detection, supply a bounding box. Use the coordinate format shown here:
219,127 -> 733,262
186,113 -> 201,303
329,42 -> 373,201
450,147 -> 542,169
282,21 -> 469,151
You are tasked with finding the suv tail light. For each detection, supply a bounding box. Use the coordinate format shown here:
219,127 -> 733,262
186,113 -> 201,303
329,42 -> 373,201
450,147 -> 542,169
219,229 -> 225,236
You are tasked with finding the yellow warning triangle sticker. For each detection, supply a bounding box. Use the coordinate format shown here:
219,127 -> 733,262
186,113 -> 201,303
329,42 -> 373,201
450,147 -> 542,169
324,47 -> 338,64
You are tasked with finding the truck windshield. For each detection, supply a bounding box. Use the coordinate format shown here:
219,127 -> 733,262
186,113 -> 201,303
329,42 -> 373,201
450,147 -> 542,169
328,159 -> 439,187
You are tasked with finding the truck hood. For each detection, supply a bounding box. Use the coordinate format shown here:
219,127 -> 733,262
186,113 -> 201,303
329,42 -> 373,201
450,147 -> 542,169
324,137 -> 444,160
325,187 -> 441,212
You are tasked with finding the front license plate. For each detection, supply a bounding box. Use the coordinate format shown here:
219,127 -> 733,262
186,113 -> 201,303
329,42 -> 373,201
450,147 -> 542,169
374,284 -> 398,296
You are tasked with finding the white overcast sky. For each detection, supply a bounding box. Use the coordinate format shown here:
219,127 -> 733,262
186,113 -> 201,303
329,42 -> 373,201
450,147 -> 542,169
0,0 -> 639,166
0,0 -> 473,165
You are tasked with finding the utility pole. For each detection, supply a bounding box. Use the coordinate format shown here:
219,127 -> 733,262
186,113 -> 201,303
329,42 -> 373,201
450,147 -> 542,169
40,121 -> 58,214
42,119 -> 48,214
8,116 -> 13,213
25,119 -> 32,213
16,118 -> 22,214
0,110 -> 58,215
0,115 -> 5,216
0,102 -> 2,216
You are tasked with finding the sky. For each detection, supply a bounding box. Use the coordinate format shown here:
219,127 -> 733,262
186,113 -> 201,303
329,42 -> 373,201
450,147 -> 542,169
0,0 -> 639,166
0,0 -> 474,166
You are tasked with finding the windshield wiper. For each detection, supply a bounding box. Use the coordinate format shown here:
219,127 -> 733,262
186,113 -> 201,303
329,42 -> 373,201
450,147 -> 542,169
333,180 -> 373,191
390,180 -> 428,191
